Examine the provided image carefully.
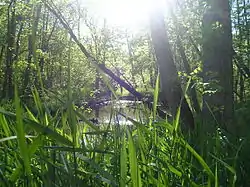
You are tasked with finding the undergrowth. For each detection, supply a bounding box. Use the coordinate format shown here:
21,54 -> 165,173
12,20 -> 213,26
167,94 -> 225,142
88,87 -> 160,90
0,86 -> 249,187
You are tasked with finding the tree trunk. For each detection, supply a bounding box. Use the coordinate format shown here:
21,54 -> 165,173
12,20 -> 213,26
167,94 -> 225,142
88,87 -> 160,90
202,0 -> 233,129
23,3 -> 42,93
3,1 -> 16,99
150,6 -> 194,129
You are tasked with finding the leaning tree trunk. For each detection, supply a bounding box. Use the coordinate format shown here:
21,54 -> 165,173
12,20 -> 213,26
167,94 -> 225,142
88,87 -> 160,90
149,5 -> 194,129
202,0 -> 233,131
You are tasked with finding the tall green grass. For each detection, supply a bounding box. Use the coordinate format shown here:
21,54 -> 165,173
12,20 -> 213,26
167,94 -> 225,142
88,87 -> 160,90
0,83 -> 244,186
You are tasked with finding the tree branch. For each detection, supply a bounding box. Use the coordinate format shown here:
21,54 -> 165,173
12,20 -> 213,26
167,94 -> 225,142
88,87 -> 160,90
43,0 -> 143,100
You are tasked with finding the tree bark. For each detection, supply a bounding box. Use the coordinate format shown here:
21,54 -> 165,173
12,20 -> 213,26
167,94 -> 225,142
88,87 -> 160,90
202,0 -> 233,129
149,6 -> 194,129
3,1 -> 16,99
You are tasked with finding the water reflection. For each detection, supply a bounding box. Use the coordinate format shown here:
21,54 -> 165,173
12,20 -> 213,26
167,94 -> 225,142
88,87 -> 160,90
86,99 -> 145,125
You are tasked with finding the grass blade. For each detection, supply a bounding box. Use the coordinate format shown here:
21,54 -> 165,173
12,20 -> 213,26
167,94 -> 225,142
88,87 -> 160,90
14,85 -> 31,176
0,135 -> 35,143
120,132 -> 127,187
153,73 -> 160,120
181,139 -> 214,180
0,109 -> 73,146
210,154 -> 236,186
127,129 -> 142,187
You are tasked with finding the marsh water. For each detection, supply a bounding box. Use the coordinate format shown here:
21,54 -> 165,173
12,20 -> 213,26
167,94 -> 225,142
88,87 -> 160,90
86,100 -> 146,125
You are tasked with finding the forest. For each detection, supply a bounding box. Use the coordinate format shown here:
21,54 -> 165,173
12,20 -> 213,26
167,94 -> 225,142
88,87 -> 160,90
0,0 -> 249,186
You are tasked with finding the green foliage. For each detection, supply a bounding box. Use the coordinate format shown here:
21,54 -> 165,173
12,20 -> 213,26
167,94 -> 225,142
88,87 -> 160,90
0,87 -> 246,186
0,0 -> 249,186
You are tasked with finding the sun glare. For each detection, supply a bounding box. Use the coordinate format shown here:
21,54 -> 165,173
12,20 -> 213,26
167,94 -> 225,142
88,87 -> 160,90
86,0 -> 169,30
99,0 -> 150,28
